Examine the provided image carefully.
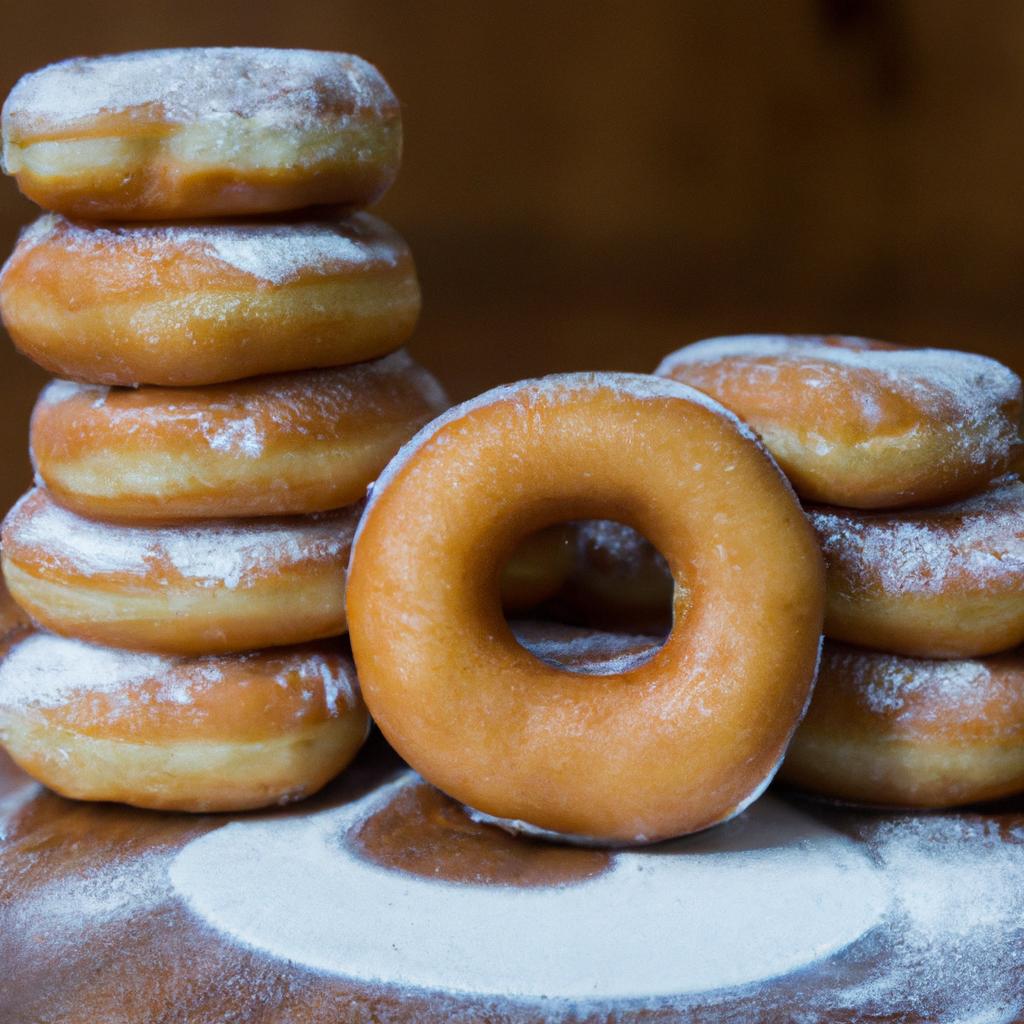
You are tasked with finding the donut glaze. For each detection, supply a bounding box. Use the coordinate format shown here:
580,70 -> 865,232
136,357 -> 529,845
0,212 -> 419,386
347,373 -> 825,844
30,353 -> 447,521
1,488 -> 356,655
1,48 -> 401,220
0,631 -> 369,811
809,476 -> 1024,658
657,335 -> 1022,509
780,642 -> 1024,808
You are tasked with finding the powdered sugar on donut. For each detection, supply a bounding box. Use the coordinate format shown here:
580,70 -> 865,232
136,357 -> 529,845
0,633 -> 357,717
12,211 -> 406,285
35,351 -> 447,460
512,621 -> 660,676
825,645 -> 1022,732
3,489 -> 357,589
355,373 -> 783,555
657,335 -> 1022,465
810,477 -> 1024,596
2,48 -> 397,137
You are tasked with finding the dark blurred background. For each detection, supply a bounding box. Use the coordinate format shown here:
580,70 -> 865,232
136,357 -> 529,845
1,0 -> 1023,512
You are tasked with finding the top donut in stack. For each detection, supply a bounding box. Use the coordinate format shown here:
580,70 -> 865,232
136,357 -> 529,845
658,334 -> 1024,808
0,48 -> 449,811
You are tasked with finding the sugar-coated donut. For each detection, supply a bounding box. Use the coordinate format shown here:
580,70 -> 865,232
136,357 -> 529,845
0,631 -> 368,811
809,475 -> 1024,658
347,373 -> 825,844
657,335 -> 1021,509
30,352 -> 447,521
0,570 -> 28,641
499,526 -> 574,613
0,211 -> 419,386
563,520 -> 673,634
1,488 -> 356,655
2,48 -> 400,220
780,642 -> 1024,809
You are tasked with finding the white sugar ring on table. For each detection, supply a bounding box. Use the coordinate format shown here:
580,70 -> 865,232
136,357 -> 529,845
780,642 -> 1024,809
0,488 -> 356,655
170,768 -> 887,1001
0,212 -> 420,386
657,335 -> 1022,509
0,631 -> 369,812
30,352 -> 447,522
1,48 -> 401,220
347,373 -> 825,845
809,475 -> 1024,658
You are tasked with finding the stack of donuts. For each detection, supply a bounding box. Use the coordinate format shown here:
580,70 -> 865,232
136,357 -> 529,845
659,335 -> 1024,809
0,47 -> 452,811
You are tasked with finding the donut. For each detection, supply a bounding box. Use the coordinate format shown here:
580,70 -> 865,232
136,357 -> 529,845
1,488 -> 356,655
779,642 -> 1024,809
29,353 -> 447,522
563,519 -> 673,634
1,48 -> 400,220
346,373 -> 825,844
809,475 -> 1024,658
0,631 -> 368,811
0,211 -> 420,386
499,525 -> 574,613
0,570 -> 28,641
656,335 -> 1022,509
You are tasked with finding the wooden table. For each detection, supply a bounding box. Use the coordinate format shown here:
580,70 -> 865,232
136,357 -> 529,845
2,732 -> 1022,1024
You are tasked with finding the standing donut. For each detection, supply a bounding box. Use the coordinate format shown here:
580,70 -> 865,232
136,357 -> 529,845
347,373 -> 825,844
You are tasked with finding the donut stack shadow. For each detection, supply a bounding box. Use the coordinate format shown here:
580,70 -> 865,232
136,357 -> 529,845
659,335 -> 1024,810
0,49 -> 451,811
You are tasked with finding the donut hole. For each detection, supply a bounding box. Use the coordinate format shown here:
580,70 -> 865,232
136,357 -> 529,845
501,518 -> 678,673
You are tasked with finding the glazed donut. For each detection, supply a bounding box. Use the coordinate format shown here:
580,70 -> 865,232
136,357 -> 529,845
511,620 -> 661,675
563,520 -> 674,634
30,353 -> 447,522
1,48 -> 400,220
0,211 -> 420,386
657,335 -> 1022,509
0,631 -> 368,811
499,526 -> 574,613
347,373 -> 825,844
779,642 -> 1024,809
1,488 -> 356,655
809,475 -> 1024,658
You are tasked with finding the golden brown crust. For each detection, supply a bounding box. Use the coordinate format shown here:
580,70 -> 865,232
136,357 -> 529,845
1,488 -> 355,655
347,374 -> 825,844
0,632 -> 369,811
657,335 -> 1022,509
0,212 -> 419,386
809,477 -> 1024,657
780,642 -> 1024,808
2,49 -> 401,219
30,353 -> 447,521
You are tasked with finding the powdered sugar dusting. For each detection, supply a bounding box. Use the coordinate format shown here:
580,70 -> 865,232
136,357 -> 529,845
33,351 -> 446,461
354,373 -> 783,557
3,48 -> 397,136
4,489 -> 357,590
810,476 -> 1024,596
12,211 -> 405,284
823,643 -> 1021,730
170,771 -> 887,1000
512,621 -> 660,676
657,335 -> 1022,466
0,632 -> 358,716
